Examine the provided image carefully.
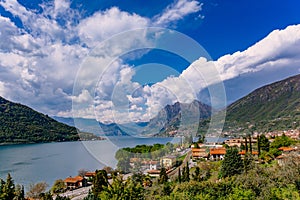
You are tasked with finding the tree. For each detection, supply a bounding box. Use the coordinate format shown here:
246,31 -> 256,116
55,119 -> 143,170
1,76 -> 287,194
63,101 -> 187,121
14,184 -> 25,200
178,168 -> 181,183
117,158 -> 131,173
78,169 -> 88,177
51,179 -> 66,194
220,148 -> 243,178
259,134 -> 270,152
159,167 -> 168,184
92,170 -> 108,197
26,182 -> 48,199
270,134 -> 294,149
1,173 -> 15,200
193,166 -> 201,182
182,162 -> 190,182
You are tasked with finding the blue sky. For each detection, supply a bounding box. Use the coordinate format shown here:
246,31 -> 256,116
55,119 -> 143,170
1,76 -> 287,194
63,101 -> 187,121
0,0 -> 300,123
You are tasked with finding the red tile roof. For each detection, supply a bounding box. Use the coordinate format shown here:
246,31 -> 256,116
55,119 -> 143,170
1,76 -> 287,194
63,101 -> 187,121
278,147 -> 295,151
64,176 -> 84,183
239,150 -> 259,155
210,148 -> 226,155
85,172 -> 96,177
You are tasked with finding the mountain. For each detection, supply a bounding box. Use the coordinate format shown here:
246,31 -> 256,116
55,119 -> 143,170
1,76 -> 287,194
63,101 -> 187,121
144,100 -> 211,136
53,117 -> 130,136
223,74 -> 300,132
53,100 -> 211,137
0,96 -> 79,144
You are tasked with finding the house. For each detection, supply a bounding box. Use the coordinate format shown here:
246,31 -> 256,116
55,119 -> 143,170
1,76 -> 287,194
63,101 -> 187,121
209,147 -> 226,161
224,138 -> 243,147
64,176 -> 86,189
160,155 -> 177,169
84,172 -> 96,184
129,157 -> 141,168
192,148 -> 209,160
141,160 -> 159,170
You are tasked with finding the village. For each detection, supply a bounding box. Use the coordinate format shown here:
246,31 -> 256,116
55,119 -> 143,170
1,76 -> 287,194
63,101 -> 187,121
59,129 -> 300,199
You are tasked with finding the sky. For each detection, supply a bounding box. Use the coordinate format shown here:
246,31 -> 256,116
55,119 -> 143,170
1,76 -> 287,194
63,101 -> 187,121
0,0 -> 300,124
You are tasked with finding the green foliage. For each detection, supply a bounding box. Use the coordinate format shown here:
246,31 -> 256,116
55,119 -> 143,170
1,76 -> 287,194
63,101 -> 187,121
159,168 -> 168,184
258,134 -> 270,152
220,148 -> 243,178
182,162 -> 190,182
0,174 -> 24,200
202,74 -> 300,133
51,179 -> 66,194
92,170 -> 108,197
270,134 -> 295,149
0,96 -> 79,144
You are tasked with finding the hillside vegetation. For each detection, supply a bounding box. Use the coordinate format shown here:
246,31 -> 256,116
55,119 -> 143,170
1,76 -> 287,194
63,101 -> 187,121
0,96 -> 79,144
223,74 -> 300,132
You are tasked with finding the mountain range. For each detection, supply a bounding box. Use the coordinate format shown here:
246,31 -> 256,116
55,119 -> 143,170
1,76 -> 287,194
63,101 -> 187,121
1,74 -> 299,143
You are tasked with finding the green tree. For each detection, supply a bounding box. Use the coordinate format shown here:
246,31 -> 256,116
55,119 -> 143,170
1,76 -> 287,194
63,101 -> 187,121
182,162 -> 190,182
1,173 -> 15,200
116,158 -> 131,173
259,134 -> 270,151
159,167 -> 168,184
193,166 -> 201,182
51,179 -> 66,194
270,134 -> 294,149
220,148 -> 243,178
92,170 -> 109,197
178,168 -> 181,183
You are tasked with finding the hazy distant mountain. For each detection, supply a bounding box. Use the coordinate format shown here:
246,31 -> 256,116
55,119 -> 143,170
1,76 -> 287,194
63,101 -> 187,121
53,100 -> 211,137
53,116 -> 130,136
223,74 -> 300,132
0,96 -> 79,144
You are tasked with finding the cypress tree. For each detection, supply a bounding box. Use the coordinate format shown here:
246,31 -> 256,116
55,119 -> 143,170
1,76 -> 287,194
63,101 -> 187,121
245,137 -> 248,152
178,168 -> 181,183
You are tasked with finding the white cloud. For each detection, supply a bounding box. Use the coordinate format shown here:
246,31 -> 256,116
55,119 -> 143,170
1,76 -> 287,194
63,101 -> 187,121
1,0 -> 299,125
77,7 -> 149,47
153,0 -> 203,26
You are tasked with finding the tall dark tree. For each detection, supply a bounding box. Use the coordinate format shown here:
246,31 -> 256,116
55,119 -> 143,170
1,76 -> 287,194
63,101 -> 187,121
249,136 -> 253,154
182,162 -> 190,182
3,173 -> 15,200
92,170 -> 108,197
259,134 -> 270,151
220,148 -> 243,178
244,137 -> 248,153
178,168 -> 181,183
257,135 -> 261,156
159,167 -> 168,184
193,166 -> 201,182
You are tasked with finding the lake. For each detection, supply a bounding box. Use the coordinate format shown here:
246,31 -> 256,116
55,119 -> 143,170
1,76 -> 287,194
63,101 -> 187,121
0,136 -> 180,188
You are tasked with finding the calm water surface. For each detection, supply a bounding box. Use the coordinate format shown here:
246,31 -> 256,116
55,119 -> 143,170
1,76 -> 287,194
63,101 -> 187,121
0,137 -> 179,188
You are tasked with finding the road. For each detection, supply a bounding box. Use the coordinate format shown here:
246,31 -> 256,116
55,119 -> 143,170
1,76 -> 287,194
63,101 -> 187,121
168,149 -> 192,178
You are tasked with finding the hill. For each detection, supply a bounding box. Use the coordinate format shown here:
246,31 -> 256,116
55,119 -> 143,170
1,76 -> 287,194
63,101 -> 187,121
0,96 -> 79,144
223,74 -> 300,133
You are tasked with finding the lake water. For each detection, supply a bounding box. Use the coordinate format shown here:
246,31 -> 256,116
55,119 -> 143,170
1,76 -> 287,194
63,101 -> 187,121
0,136 -> 180,188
